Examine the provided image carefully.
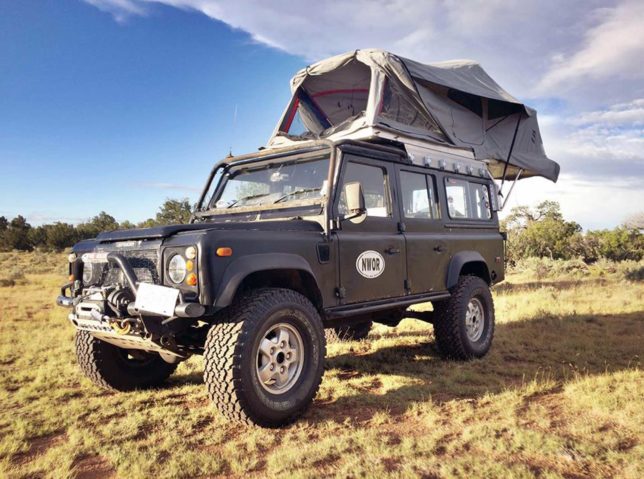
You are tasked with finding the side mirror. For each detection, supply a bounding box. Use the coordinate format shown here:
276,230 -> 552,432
345,182 -> 365,215
342,182 -> 367,224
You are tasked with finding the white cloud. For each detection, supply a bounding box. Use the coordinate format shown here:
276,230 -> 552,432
570,99 -> 644,126
502,98 -> 644,229
84,0 -> 148,23
83,0 -> 644,228
537,1 -> 644,93
539,100 -> 644,182
84,0 -> 643,106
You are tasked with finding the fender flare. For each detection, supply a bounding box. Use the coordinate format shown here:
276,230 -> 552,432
446,251 -> 490,290
214,253 -> 318,308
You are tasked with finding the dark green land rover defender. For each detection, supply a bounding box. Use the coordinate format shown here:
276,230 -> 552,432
56,50 -> 558,426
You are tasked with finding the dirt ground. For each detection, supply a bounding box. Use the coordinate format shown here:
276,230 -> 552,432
0,252 -> 642,478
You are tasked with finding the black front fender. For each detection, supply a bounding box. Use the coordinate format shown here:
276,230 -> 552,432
213,253 -> 317,309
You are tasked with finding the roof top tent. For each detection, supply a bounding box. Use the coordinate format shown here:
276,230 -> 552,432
269,49 -> 560,186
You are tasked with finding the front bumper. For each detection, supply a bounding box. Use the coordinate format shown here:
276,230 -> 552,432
56,252 -> 206,356
57,252 -> 205,318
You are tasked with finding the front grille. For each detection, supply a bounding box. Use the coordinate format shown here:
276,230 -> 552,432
100,249 -> 160,286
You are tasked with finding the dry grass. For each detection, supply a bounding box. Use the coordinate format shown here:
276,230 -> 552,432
0,252 -> 642,478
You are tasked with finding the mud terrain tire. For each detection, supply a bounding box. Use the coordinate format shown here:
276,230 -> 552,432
433,275 -> 495,360
75,331 -> 178,391
203,288 -> 325,427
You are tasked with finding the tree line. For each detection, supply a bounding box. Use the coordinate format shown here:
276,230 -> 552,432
0,199 -> 192,252
502,201 -> 643,264
1,199 -> 642,262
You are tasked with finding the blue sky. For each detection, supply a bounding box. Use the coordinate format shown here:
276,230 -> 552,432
1,0 -> 642,229
0,0 -> 304,224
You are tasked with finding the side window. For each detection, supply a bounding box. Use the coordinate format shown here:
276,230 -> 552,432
445,178 -> 469,218
338,161 -> 389,217
445,177 -> 492,220
470,182 -> 492,219
400,171 -> 438,219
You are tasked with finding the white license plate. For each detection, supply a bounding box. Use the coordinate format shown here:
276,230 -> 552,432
134,283 -> 180,316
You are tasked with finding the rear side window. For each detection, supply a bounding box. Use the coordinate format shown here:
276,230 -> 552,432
470,182 -> 492,219
400,171 -> 438,219
445,178 -> 492,220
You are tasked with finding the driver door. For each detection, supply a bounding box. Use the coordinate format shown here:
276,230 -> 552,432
333,153 -> 406,304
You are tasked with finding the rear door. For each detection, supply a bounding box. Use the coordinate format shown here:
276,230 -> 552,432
396,166 -> 449,293
333,153 -> 406,304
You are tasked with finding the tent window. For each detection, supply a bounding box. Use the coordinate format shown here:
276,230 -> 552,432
311,89 -> 369,126
280,59 -> 372,138
279,91 -> 331,138
447,89 -> 482,117
487,98 -> 521,120
380,80 -> 444,137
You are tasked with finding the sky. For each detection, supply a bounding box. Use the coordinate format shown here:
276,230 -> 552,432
1,0 -> 642,230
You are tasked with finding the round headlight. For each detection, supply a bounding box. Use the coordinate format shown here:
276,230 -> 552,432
168,255 -> 187,284
82,262 -> 93,284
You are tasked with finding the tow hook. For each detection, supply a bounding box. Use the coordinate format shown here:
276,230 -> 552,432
109,318 -> 132,335
89,310 -> 136,335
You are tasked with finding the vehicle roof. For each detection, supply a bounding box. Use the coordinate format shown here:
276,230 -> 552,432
222,137 -> 491,182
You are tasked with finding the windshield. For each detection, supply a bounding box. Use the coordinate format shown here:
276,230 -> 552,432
211,156 -> 330,212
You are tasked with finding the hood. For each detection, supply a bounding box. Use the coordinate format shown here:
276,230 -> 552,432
95,220 -> 323,243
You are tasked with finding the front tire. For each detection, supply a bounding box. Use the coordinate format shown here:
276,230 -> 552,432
75,331 -> 178,391
203,288 -> 325,427
433,275 -> 495,360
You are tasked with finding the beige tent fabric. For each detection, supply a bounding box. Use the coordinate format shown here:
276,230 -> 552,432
273,49 -> 559,182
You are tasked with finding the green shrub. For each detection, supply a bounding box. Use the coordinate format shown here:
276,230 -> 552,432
617,261 -> 644,282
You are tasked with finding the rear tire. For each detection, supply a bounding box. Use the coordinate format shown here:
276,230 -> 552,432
325,321 -> 372,342
75,331 -> 178,391
433,275 -> 495,360
203,288 -> 325,427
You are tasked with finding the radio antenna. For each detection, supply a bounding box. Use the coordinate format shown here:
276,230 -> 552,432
229,104 -> 238,157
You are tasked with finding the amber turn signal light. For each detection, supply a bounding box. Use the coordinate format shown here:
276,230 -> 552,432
186,273 -> 198,286
216,247 -> 233,257
186,260 -> 194,271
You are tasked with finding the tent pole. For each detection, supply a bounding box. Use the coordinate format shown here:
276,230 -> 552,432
500,168 -> 523,210
499,114 -> 522,196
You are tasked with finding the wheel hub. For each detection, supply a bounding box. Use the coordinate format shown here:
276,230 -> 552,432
256,323 -> 304,394
465,297 -> 485,342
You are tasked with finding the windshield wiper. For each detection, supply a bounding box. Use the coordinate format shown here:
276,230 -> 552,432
274,187 -> 321,204
226,192 -> 272,208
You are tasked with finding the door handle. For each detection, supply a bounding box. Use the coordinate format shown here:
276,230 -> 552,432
385,247 -> 400,255
433,245 -> 446,253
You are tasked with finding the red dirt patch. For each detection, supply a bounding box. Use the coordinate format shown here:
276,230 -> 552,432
74,455 -> 117,479
12,431 -> 67,466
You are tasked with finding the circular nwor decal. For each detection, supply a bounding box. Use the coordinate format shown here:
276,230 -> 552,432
356,250 -> 386,279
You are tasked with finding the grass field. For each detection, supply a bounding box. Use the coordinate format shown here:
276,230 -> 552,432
0,252 -> 642,478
